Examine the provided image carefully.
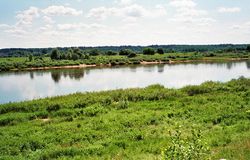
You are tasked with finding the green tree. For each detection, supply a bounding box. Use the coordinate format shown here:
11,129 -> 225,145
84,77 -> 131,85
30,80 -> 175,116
143,48 -> 155,55
28,54 -> 33,62
60,53 -> 66,59
41,49 -> 47,55
119,49 -> 133,56
247,45 -> 250,52
89,49 -> 100,56
72,53 -> 79,61
156,48 -> 164,54
73,48 -> 82,58
50,49 -> 60,60
105,50 -> 117,56
66,49 -> 73,60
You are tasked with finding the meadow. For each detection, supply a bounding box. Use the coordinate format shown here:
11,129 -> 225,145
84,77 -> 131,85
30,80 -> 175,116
0,77 -> 249,159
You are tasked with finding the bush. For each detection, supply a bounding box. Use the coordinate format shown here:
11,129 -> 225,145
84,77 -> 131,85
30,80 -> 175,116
83,104 -> 106,117
127,52 -> 137,58
183,85 -> 211,96
162,129 -> 210,160
115,100 -> 129,109
47,104 -> 61,112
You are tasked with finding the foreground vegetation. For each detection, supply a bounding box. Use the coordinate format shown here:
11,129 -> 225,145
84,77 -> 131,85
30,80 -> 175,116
0,78 -> 249,159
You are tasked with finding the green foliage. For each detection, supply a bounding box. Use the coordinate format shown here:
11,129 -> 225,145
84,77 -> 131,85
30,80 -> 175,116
46,104 -> 61,112
28,54 -> 33,62
105,50 -> 117,56
119,49 -> 133,56
247,45 -> 250,52
162,129 -> 210,160
157,48 -> 164,54
89,49 -> 101,56
143,47 -> 155,55
127,52 -> 137,58
50,49 -> 60,60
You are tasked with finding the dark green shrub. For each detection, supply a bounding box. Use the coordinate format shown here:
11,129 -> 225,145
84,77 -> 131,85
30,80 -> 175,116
53,109 -> 74,117
0,117 -> 15,126
35,111 -> 49,119
183,85 -> 211,96
47,104 -> 61,112
83,104 -> 106,117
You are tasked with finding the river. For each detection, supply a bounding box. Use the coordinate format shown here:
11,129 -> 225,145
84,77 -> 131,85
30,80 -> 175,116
0,61 -> 250,104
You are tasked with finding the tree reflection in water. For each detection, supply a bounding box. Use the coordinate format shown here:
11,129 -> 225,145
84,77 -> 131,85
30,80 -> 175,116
246,61 -> 250,69
51,69 -> 85,83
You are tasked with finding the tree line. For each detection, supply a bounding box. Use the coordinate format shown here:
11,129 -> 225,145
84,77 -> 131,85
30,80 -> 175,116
1,44 -> 250,57
50,47 -> 165,60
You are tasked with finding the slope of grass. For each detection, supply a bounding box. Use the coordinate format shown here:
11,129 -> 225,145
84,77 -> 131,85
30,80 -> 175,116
0,78 -> 249,159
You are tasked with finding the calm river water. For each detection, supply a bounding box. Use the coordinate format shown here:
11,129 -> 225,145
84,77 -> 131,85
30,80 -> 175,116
0,61 -> 250,104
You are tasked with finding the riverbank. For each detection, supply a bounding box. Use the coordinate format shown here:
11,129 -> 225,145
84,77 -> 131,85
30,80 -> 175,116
1,52 -> 250,72
0,78 -> 249,159
6,57 -> 250,72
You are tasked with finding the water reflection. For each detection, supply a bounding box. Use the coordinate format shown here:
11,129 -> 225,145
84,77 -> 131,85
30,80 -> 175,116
0,61 -> 249,104
157,65 -> 165,73
51,69 -> 85,83
246,61 -> 250,69
30,72 -> 34,79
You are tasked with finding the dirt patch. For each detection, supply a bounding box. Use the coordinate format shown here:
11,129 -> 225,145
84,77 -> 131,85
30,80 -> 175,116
40,118 -> 50,122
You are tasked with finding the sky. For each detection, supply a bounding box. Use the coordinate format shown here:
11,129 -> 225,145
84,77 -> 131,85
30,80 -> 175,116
0,0 -> 250,48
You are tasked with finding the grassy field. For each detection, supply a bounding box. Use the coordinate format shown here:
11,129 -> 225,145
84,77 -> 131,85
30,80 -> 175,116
0,51 -> 249,72
0,78 -> 249,159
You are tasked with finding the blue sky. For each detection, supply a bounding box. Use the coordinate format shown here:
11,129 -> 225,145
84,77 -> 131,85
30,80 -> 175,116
0,0 -> 249,48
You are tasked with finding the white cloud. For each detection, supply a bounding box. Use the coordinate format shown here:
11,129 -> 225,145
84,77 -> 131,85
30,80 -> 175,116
2,5 -> 83,37
123,4 -> 147,18
169,0 -> 214,26
169,0 -> 196,8
5,27 -> 27,36
39,24 -> 53,31
245,21 -> 250,27
230,21 -> 250,30
115,0 -> 133,6
57,23 -> 86,30
218,7 -> 241,13
57,23 -> 105,30
231,25 -> 241,30
43,16 -> 54,24
87,3 -> 166,20
16,7 -> 40,26
42,5 -> 83,16
86,7 -> 117,19
0,24 -> 11,29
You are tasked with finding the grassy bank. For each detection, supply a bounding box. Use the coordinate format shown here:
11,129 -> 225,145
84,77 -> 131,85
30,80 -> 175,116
0,78 -> 249,159
0,51 -> 249,72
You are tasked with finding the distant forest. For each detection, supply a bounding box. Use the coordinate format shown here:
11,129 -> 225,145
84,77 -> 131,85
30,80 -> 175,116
0,44 -> 249,57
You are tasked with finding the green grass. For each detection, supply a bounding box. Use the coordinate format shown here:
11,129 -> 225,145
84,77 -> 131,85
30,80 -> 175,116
0,51 -> 249,72
0,78 -> 250,159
